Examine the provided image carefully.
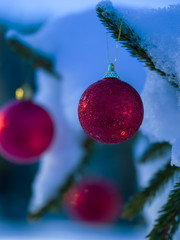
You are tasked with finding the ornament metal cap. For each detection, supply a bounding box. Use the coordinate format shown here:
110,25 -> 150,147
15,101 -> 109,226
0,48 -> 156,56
15,83 -> 33,100
104,63 -> 119,79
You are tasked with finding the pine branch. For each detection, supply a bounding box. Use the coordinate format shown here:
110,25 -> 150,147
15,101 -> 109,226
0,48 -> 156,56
96,6 -> 178,88
147,179 -> 180,240
122,162 -> 179,220
6,37 -> 60,79
139,142 -> 171,164
28,138 -> 94,221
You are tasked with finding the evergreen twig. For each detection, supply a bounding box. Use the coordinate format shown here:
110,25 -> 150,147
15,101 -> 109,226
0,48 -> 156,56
122,162 -> 179,220
96,6 -> 178,87
28,138 -> 94,221
139,142 -> 171,164
6,37 -> 60,79
147,179 -> 180,240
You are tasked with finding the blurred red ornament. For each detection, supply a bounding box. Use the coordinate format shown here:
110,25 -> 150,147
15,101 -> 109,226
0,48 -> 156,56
0,100 -> 55,164
78,68 -> 144,144
64,177 -> 123,224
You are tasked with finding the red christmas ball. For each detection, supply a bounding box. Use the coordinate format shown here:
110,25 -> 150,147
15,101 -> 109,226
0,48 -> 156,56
78,78 -> 144,144
0,100 -> 55,164
64,178 -> 123,224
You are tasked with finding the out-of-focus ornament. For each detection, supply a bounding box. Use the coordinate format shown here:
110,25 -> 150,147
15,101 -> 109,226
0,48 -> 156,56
64,177 -> 123,224
0,84 -> 55,164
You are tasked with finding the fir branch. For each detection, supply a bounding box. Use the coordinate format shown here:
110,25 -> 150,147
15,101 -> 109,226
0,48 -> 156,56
147,179 -> 180,240
6,37 -> 60,79
96,6 -> 178,87
28,138 -> 94,221
139,142 -> 171,164
122,162 -> 179,220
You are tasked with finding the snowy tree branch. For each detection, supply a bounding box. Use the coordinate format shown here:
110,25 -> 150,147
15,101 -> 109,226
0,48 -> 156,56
28,138 -> 94,221
96,6 -> 178,88
122,162 -> 179,220
139,142 -> 171,164
7,37 -> 60,79
147,178 -> 180,240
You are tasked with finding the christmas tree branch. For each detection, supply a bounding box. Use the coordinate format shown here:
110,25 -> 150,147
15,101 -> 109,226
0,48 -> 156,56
96,5 -> 178,87
28,138 -> 94,221
122,162 -> 179,220
147,178 -> 180,240
6,37 -> 60,79
139,142 -> 171,164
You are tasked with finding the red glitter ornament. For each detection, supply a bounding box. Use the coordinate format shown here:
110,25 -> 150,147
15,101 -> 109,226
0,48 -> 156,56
78,64 -> 144,144
0,100 -> 55,164
64,177 -> 123,224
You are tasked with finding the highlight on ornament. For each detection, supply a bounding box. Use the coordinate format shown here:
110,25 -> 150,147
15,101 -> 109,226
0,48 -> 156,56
63,177 -> 123,224
0,99 -> 55,164
78,64 -> 144,144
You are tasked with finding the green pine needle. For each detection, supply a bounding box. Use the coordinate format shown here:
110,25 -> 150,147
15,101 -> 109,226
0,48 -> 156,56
147,179 -> 180,240
96,6 -> 178,87
139,142 -> 171,164
28,138 -> 94,221
7,37 -> 60,79
122,162 -> 179,220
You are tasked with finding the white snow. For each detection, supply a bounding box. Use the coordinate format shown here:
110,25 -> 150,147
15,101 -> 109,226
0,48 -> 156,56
141,71 -> 180,144
0,0 -> 179,29
0,220 -> 146,240
29,71 -> 86,212
171,137 -> 180,166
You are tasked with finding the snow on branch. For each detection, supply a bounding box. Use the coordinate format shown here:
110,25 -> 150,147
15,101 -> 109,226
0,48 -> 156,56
28,138 -> 94,221
96,2 -> 178,88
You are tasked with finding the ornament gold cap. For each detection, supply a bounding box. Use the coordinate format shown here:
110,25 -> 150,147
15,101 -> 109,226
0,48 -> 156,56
15,84 -> 33,100
104,63 -> 119,79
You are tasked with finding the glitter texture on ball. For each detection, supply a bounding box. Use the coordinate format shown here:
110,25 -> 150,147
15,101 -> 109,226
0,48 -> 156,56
0,100 -> 55,164
78,78 -> 144,144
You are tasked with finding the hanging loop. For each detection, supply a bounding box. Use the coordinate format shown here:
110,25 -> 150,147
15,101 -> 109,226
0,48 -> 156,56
114,19 -> 123,65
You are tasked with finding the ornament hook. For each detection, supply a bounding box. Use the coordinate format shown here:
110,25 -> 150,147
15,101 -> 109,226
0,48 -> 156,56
104,63 -> 119,79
